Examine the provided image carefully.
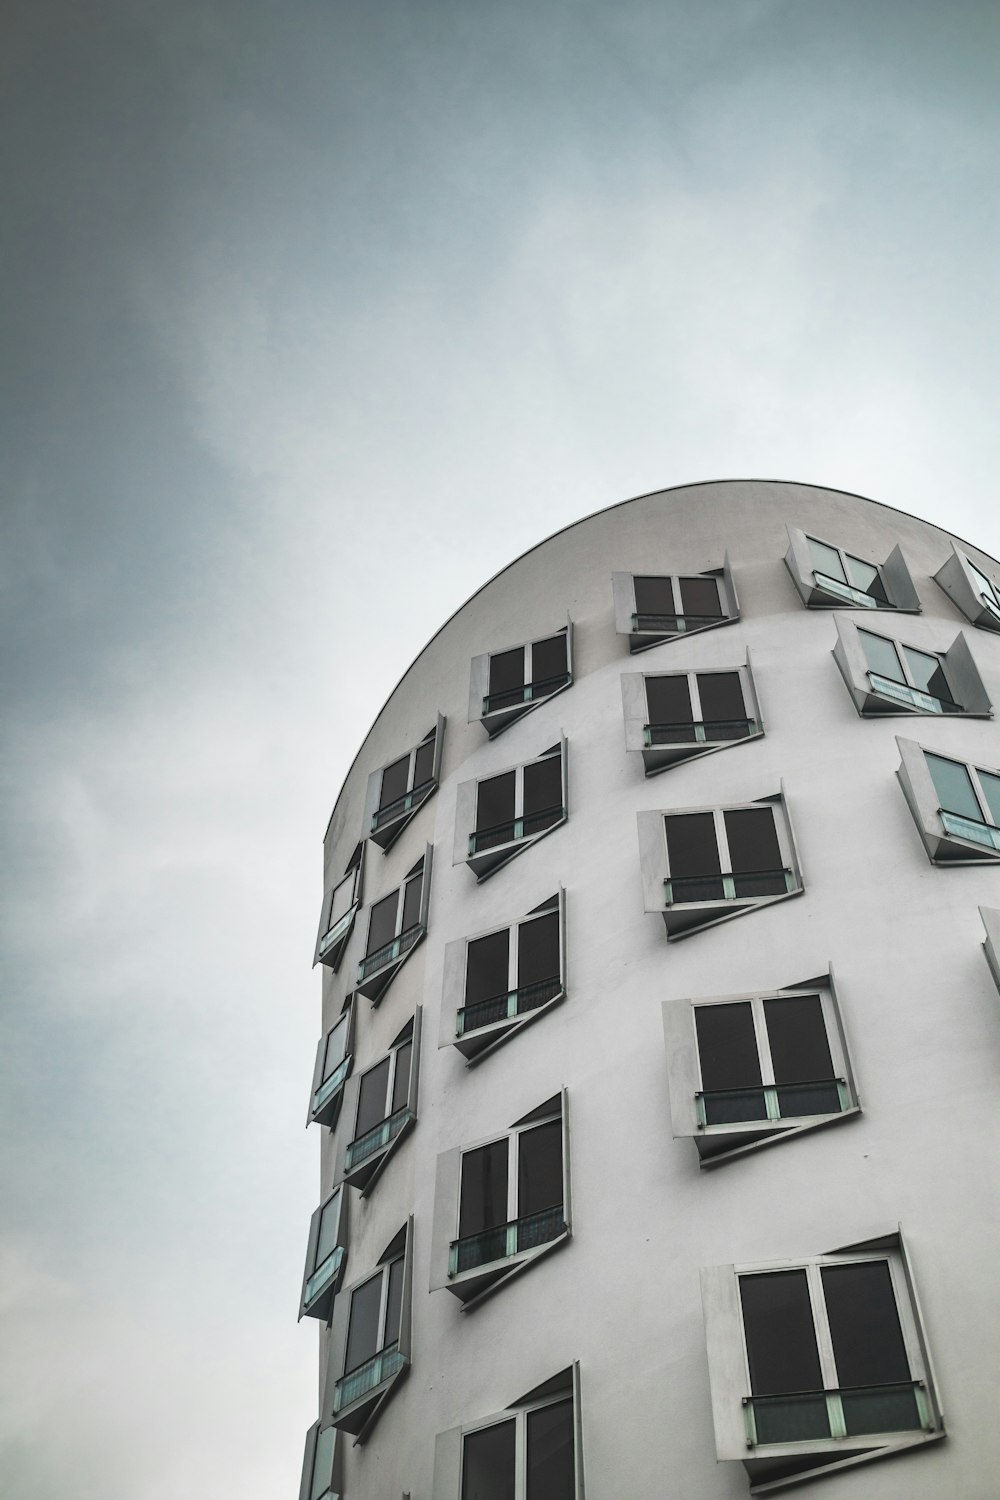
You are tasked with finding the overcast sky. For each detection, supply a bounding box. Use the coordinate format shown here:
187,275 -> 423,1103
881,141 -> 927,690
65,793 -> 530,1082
2,2 -> 999,1496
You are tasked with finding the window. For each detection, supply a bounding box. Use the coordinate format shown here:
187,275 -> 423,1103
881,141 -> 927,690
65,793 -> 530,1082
662,975 -> 859,1165
934,542 -> 1000,633
701,1230 -> 943,1492
637,793 -> 803,940
433,1366 -> 583,1500
356,847 -> 432,1002
784,526 -> 919,611
337,1013 -> 421,1195
621,659 -> 763,774
454,740 -> 567,881
324,1219 -> 413,1440
469,625 -> 573,736
613,559 -> 738,652
430,1093 -> 569,1305
896,736 -> 1000,863
981,906 -> 1000,994
314,844 -> 364,971
307,997 -> 356,1129
363,716 -> 445,851
298,1422 -> 342,1500
832,617 -> 991,718
439,893 -> 566,1063
299,1185 -> 348,1322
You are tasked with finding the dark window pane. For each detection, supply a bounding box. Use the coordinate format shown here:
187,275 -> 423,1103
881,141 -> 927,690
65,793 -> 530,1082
344,1272 -> 382,1373
366,892 -> 399,956
518,1119 -> 563,1219
926,754 -> 980,820
489,648 -> 525,696
459,1140 -> 509,1237
665,812 -> 720,876
740,1271 -> 823,1396
323,1015 -> 348,1078
328,871 -> 356,928
633,575 -> 675,617
379,755 -> 410,811
523,755 -> 563,818
697,671 -> 747,733
859,630 -> 903,682
724,808 -> 781,876
390,1042 -> 411,1114
531,634 -> 568,685
311,1425 -> 336,1500
678,575 -> 724,619
764,996 -> 834,1083
526,1399 -> 575,1500
517,912 -> 560,988
383,1253 -> 404,1348
476,771 -> 516,833
466,930 -> 510,1003
316,1191 -> 341,1266
413,737 -> 436,788
821,1261 -> 910,1387
400,873 -> 422,932
355,1058 -> 390,1138
462,1421 -> 516,1500
696,1003 -> 762,1090
645,676 -> 694,734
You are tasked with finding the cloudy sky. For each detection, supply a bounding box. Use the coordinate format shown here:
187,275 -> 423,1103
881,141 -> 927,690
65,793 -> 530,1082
2,2 -> 999,1495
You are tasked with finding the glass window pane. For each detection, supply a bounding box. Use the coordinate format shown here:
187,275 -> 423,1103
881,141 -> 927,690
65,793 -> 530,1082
517,912 -> 560,988
523,754 -> 563,818
311,1425 -> 336,1500
531,634 -> 568,685
518,1119 -> 563,1219
900,645 -> 940,692
489,647 -> 525,696
462,1421 -> 516,1500
970,560 -> 1000,607
633,575 -> 675,617
459,1140 -> 509,1237
821,1261 -> 910,1386
846,554 -> 888,603
316,1191 -> 341,1266
389,1041 -> 411,1114
764,996 -> 834,1083
323,1015 -> 348,1077
344,1272 -> 383,1373
355,1058 -> 390,1138
383,1254 -> 404,1348
696,671 -> 746,729
724,807 -> 781,875
328,872 -> 356,928
859,629 -> 903,682
526,1399 -> 575,1500
664,812 -> 721,877
366,891 -> 399,956
466,930 -> 510,1003
978,769 -> 1000,825
695,1003 -> 762,1090
807,537 -> 847,582
740,1270 -> 823,1396
678,575 -> 724,619
413,737 -> 436,788
400,872 -> 422,932
926,754 -> 981,820
476,771 -> 516,833
645,675 -> 693,729
378,755 -> 410,811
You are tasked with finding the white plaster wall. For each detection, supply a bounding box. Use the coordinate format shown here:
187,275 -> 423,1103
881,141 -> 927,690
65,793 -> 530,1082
311,481 -> 1000,1500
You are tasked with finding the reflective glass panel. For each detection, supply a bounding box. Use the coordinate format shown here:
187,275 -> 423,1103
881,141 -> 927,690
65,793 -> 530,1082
807,537 -> 846,582
355,1058 -> 390,1138
526,1399 -> 575,1500
311,1425 -> 336,1500
518,1119 -> 563,1219
323,1015 -> 348,1078
678,575 -> 723,619
489,647 -> 525,697
344,1273 -> 382,1373
665,812 -> 720,876
383,1253 -> 404,1347
764,995 -> 833,1083
400,872 -> 422,932
328,871 -> 356,928
859,630 -> 904,682
633,575 -> 675,617
740,1270 -> 823,1395
460,1140 -> 508,1237
389,1041 -> 411,1114
821,1261 -> 910,1386
413,736 -> 436,788
523,755 -> 562,818
645,675 -> 693,732
696,671 -> 747,732
366,892 -> 399,956
902,645 -> 948,698
316,1191 -> 341,1267
724,807 -> 782,875
970,560 -> 1000,607
926,754 -> 981,820
466,930 -> 510,1003
462,1421 -> 516,1500
531,634 -> 568,684
379,755 -> 410,811
846,554 -> 888,603
476,771 -> 516,833
696,1003 -> 761,1090
517,911 -> 560,988
980,769 -> 1000,825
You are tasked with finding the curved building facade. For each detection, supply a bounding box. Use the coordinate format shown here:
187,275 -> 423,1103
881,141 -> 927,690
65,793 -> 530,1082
298,480 -> 1000,1500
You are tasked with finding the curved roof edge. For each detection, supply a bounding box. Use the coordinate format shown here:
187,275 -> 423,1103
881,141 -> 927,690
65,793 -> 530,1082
323,476 -> 998,841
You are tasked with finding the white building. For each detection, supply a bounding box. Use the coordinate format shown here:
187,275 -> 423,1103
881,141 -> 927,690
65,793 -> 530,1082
298,480 -> 1000,1500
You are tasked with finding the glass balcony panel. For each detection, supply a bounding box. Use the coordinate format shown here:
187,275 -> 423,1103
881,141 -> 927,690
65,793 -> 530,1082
868,672 -> 946,712
456,977 -> 562,1036
940,811 -> 1000,851
358,924 -> 421,980
664,874 -> 727,904
775,1079 -> 844,1117
840,1384 -> 923,1436
305,1246 -> 344,1304
450,1205 -> 564,1275
731,868 -> 793,898
483,672 -> 569,715
748,1392 -> 832,1444
314,1057 -> 351,1113
700,1087 -> 768,1125
345,1105 -> 414,1170
334,1343 -> 405,1412
813,570 -> 878,608
371,779 -> 433,831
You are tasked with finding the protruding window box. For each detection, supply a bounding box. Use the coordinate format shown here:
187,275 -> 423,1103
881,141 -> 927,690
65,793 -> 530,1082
355,849 -> 431,1003
433,1365 -> 583,1500
832,617 -> 991,719
469,625 -> 573,737
638,793 -> 803,941
613,559 -> 738,652
299,1185 -> 349,1322
314,845 -> 365,972
324,1220 -> 413,1441
784,526 -> 919,611
934,542 -> 1000,633
622,660 -> 763,775
337,1013 -> 421,1195
363,717 -> 444,852
449,1205 -> 566,1277
308,999 -> 356,1129
298,1422 -> 342,1500
896,737 -> 1000,864
454,740 -> 567,882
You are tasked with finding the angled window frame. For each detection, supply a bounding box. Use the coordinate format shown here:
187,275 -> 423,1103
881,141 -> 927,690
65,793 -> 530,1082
433,1364 -> 584,1500
298,1421 -> 343,1500
355,846 -> 432,1003
662,971 -> 860,1167
981,906 -> 1000,994
307,994 -> 357,1129
336,1011 -> 421,1196
896,736 -> 1000,864
933,542 -> 1000,634
612,556 -> 739,653
438,891 -> 567,1063
701,1228 -> 944,1494
323,1218 -> 414,1442
637,789 -> 804,941
314,844 -> 366,971
832,616 -> 991,719
621,654 -> 764,775
299,1184 -> 350,1322
454,737 -> 567,882
430,1091 -> 571,1307
469,621 -> 574,738
785,526 -> 919,612
363,715 -> 446,852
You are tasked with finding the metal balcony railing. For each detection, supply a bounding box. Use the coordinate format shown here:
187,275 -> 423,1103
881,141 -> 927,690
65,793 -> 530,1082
483,672 -> 570,715
469,805 -> 563,855
742,1381 -> 930,1446
304,1245 -> 344,1306
333,1343 -> 406,1413
358,923 -> 422,981
345,1105 -> 414,1171
456,976 -> 562,1036
696,1078 -> 850,1127
812,569 -> 880,608
664,868 -> 794,905
644,717 -> 757,747
449,1204 -> 565,1276
631,611 -> 725,633
371,778 -> 434,832
319,904 -> 356,958
867,671 -> 959,715
313,1055 -> 351,1115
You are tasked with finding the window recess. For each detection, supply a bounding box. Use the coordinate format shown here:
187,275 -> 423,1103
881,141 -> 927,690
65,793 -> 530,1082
298,1421 -> 343,1500
355,848 -> 432,1003
621,658 -> 763,774
314,844 -> 365,972
638,792 -> 803,941
701,1229 -> 943,1493
662,973 -> 859,1166
336,1013 -> 421,1195
323,1219 -> 413,1441
981,906 -> 1000,995
363,716 -> 445,852
832,617 -> 991,718
307,997 -> 356,1129
784,526 -> 919,612
612,558 -> 738,652
430,1092 -> 570,1306
896,737 -> 1000,863
439,892 -> 566,1063
934,542 -> 1000,634
299,1186 -> 349,1322
433,1364 -> 583,1500
469,623 -> 573,737
454,739 -> 567,882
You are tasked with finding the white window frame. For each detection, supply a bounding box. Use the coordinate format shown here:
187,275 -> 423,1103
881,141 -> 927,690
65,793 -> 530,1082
621,657 -> 763,775
432,1365 -> 584,1500
896,736 -> 1000,863
453,738 -> 568,882
307,996 -> 356,1129
612,557 -> 739,652
355,847 -> 432,1002
324,1219 -> 413,1441
469,622 -> 574,737
337,1011 -> 421,1196
314,844 -> 365,971
832,616 -> 991,719
934,541 -> 1000,633
784,526 -> 919,612
363,715 -> 445,851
